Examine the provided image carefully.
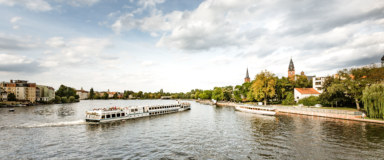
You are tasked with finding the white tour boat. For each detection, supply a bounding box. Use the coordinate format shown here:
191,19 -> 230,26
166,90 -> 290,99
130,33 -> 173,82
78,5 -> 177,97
85,102 -> 191,122
235,105 -> 276,116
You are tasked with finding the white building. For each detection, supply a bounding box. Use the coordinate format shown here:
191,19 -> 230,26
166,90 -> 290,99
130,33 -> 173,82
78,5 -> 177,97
76,88 -> 89,100
313,77 -> 326,93
294,88 -> 320,102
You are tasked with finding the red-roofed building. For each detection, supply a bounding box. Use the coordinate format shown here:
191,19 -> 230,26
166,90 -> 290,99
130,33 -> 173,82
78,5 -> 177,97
294,88 -> 320,102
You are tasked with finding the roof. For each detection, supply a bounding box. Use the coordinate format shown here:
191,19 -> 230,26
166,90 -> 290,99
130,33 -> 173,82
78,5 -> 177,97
245,68 -> 250,79
295,88 -> 320,94
288,58 -> 295,71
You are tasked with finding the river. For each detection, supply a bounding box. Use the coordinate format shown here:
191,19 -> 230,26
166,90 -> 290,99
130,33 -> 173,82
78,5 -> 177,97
0,100 -> 383,159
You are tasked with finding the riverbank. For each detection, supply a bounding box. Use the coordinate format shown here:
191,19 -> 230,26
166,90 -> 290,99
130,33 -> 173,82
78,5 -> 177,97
200,101 -> 384,125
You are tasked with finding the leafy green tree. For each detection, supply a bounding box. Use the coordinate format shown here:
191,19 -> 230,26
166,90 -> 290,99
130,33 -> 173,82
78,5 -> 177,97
282,92 -> 295,105
276,77 -> 294,102
7,93 -> 16,101
233,85 -> 242,102
223,86 -> 233,101
363,83 -> 384,119
212,87 -> 224,101
294,75 -> 312,88
137,91 -> 143,98
55,85 -> 77,99
113,93 -> 118,99
102,92 -> 109,99
89,88 -> 94,99
251,70 -> 277,105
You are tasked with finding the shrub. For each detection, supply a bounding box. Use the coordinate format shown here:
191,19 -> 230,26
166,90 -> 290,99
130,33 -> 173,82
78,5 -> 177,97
55,96 -> 61,103
69,96 -> 75,103
298,96 -> 320,106
362,83 -> 384,119
282,92 -> 295,105
61,97 -> 68,103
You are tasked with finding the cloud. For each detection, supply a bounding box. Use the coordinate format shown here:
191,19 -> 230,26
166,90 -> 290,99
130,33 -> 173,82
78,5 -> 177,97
111,0 -> 384,53
0,53 -> 44,73
46,37 -> 66,48
141,60 -> 155,67
55,0 -> 101,7
0,33 -> 39,51
0,0 -> 52,12
10,16 -> 22,23
43,37 -> 112,65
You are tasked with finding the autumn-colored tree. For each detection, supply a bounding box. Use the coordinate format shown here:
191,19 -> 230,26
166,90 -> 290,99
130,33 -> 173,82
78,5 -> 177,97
251,70 -> 277,105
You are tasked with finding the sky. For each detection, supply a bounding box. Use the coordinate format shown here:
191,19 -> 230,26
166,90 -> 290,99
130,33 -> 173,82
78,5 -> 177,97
0,0 -> 383,93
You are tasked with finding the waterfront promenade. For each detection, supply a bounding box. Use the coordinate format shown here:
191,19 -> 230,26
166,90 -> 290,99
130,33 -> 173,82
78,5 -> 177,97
198,100 -> 384,125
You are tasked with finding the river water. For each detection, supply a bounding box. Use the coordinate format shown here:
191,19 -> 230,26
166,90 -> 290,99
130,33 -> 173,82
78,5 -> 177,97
0,100 -> 384,159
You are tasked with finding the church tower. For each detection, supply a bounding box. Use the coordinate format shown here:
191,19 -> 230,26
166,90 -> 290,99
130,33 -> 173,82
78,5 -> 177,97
288,58 -> 295,81
244,68 -> 250,83
381,55 -> 384,67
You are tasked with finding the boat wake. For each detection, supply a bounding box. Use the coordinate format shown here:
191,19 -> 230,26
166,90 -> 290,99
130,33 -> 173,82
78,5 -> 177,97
1,120 -> 87,129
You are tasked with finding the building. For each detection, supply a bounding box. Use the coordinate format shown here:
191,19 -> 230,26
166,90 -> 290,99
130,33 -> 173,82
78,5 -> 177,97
76,87 -> 89,100
37,85 -> 55,102
288,58 -> 295,81
0,88 -> 7,101
0,80 -> 36,103
244,68 -> 250,83
313,77 -> 326,93
294,88 -> 320,102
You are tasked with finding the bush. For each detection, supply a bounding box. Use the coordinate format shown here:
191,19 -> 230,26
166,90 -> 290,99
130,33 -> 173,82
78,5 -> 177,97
7,93 -> 16,101
282,92 -> 295,105
362,83 -> 384,119
61,97 -> 68,103
55,96 -> 61,103
69,96 -> 75,103
298,96 -> 320,106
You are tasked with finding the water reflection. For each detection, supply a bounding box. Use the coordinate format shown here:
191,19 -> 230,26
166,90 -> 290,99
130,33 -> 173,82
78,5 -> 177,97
1,100 -> 384,159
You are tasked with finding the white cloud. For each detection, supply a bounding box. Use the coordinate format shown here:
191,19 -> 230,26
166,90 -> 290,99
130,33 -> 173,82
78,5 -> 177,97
141,60 -> 155,67
56,0 -> 101,7
0,0 -> 52,12
10,16 -> 22,23
46,37 -> 66,48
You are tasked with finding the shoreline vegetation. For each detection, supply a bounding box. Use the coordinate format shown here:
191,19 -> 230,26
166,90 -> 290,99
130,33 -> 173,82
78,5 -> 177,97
196,99 -> 384,125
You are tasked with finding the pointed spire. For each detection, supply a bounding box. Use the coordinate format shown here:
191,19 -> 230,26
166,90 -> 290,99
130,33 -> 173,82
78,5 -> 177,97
245,67 -> 250,79
289,58 -> 295,71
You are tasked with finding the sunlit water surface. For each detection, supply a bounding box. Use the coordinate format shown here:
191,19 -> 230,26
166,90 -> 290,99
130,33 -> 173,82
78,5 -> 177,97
1,100 -> 384,159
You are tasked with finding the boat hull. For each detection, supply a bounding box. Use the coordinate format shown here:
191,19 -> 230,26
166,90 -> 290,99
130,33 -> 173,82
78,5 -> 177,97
235,106 -> 276,116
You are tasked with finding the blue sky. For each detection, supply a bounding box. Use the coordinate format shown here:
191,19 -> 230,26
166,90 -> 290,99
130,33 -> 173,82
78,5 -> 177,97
0,0 -> 383,92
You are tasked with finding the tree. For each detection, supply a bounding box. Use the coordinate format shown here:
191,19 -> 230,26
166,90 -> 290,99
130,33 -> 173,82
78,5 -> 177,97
282,92 -> 295,105
102,92 -> 109,99
55,85 -> 77,99
137,91 -> 143,98
212,87 -> 224,101
61,97 -> 68,103
338,68 -> 369,110
113,93 -> 118,99
69,96 -> 75,102
89,88 -> 95,99
298,96 -> 320,106
233,85 -> 242,102
251,70 -> 277,105
294,75 -> 312,88
7,93 -> 16,101
362,83 -> 384,119
275,77 -> 294,102
55,96 -> 61,103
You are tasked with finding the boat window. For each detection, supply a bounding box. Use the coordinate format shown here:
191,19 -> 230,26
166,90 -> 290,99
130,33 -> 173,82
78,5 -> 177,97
101,115 -> 105,119
121,113 -> 125,116
106,115 -> 110,118
117,113 -> 120,117
112,114 -> 116,118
